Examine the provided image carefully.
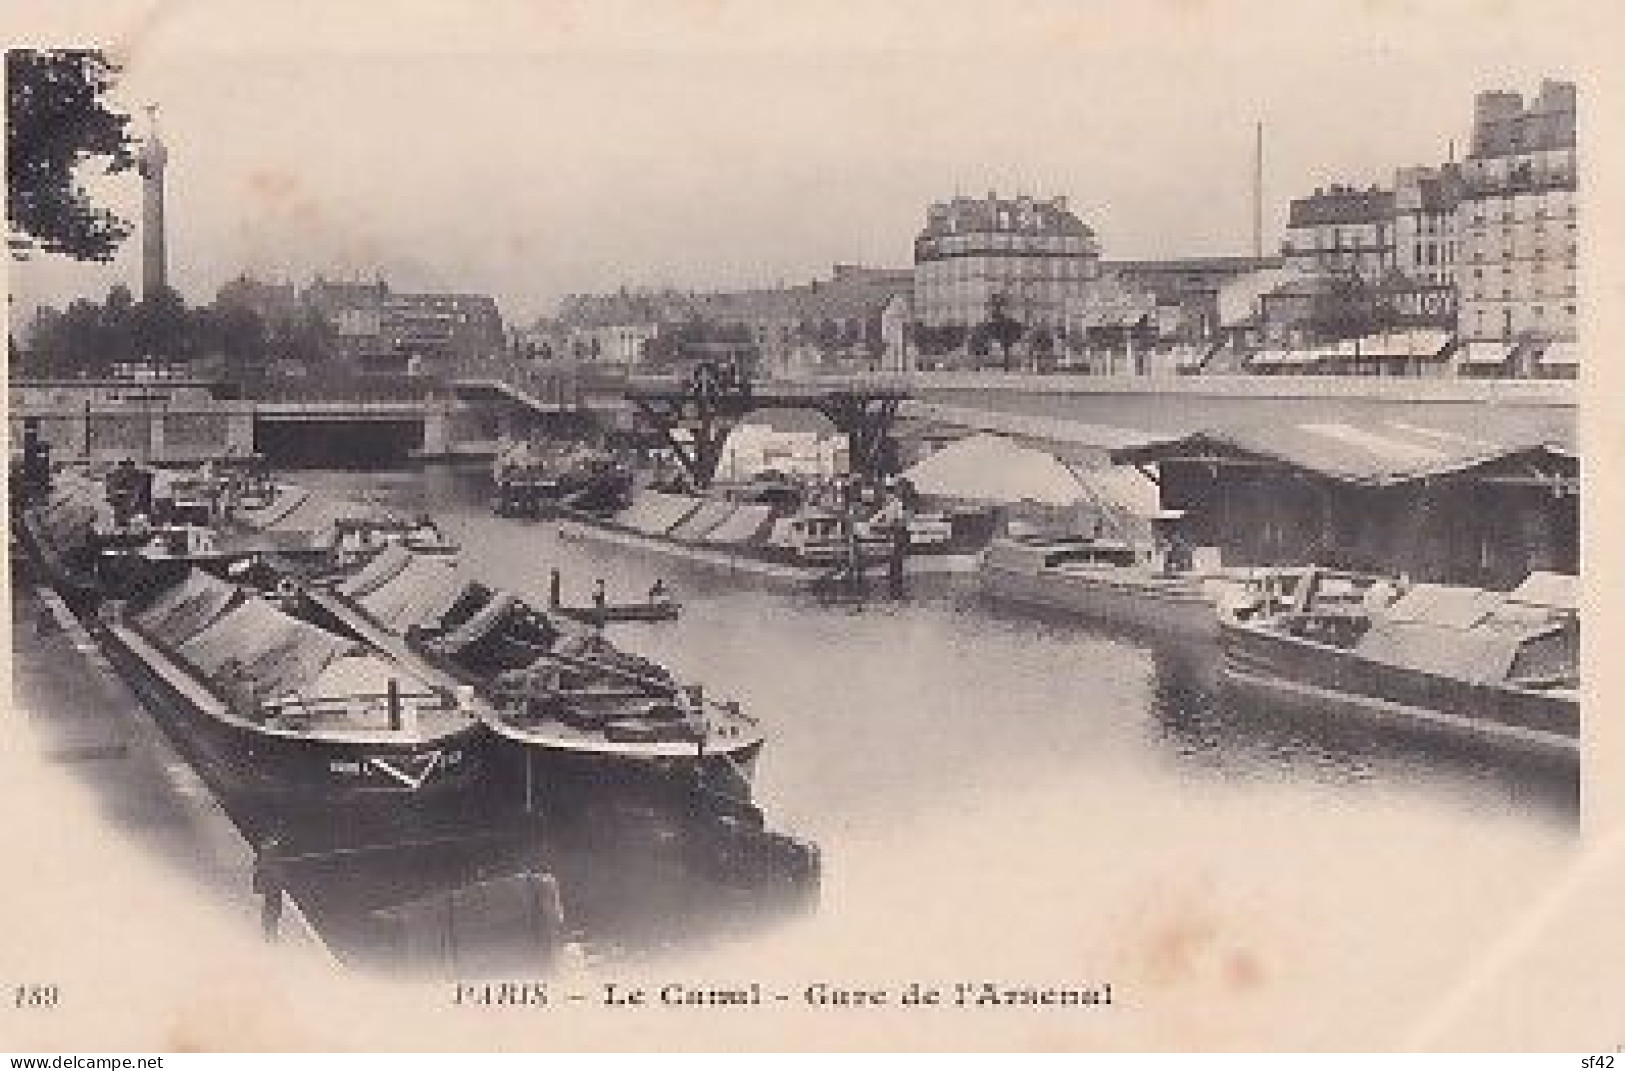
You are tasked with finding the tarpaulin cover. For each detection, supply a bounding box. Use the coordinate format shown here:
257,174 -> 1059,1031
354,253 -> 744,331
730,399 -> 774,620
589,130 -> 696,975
1354,619 -> 1524,686
284,654 -> 441,729
616,491 -> 704,536
349,550 -> 470,633
1354,579 -> 1575,686
1508,571 -> 1579,614
431,591 -> 518,656
1383,583 -> 1503,630
259,489 -> 395,538
136,568 -> 239,644
178,596 -> 356,702
701,503 -> 777,545
667,499 -> 738,542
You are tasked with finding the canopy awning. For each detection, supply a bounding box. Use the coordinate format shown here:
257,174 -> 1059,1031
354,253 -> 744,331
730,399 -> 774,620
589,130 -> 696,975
903,434 -> 1087,506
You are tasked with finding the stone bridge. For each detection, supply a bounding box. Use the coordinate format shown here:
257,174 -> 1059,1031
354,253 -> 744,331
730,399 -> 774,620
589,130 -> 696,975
9,365 -> 1575,468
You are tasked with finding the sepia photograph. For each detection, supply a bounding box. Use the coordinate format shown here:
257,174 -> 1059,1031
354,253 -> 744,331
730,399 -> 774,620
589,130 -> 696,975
4,0 -> 1620,1053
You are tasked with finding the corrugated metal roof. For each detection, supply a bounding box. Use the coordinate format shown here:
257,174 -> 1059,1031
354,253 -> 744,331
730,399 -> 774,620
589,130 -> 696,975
1111,419 -> 1574,486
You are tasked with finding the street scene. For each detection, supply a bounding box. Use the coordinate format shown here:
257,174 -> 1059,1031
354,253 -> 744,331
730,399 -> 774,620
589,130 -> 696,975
4,12 -> 1589,1050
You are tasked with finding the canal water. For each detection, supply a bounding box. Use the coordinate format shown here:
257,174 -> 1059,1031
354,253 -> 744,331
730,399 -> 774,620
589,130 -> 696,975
14,463 -> 1580,1047
275,466 -> 1579,1044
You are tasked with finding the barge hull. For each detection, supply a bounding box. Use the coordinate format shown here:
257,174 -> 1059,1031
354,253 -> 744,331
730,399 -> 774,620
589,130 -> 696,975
979,563 -> 1219,640
1219,619 -> 1577,759
102,621 -> 486,824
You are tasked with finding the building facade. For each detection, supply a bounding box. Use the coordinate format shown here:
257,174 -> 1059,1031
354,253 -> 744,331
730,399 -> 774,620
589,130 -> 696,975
1392,165 -> 1463,287
912,193 -> 1100,331
1455,79 -> 1578,342
1105,256 -> 1284,342
1280,185 -> 1396,280
301,276 -> 505,369
548,289 -> 696,364
546,266 -> 914,374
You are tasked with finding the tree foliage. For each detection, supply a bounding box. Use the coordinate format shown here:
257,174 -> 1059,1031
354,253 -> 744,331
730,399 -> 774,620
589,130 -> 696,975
983,292 -> 1027,371
25,287 -> 295,378
7,50 -> 136,262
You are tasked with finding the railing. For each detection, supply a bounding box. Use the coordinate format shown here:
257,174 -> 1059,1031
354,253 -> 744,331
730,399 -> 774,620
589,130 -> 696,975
442,355 -> 631,407
231,371 -> 441,404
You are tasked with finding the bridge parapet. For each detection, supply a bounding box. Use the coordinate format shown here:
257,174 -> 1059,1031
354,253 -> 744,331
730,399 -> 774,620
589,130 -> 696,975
444,355 -> 629,410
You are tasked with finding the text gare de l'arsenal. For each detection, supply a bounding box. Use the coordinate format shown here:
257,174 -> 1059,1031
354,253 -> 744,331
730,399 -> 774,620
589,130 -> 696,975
597,981 -> 1115,1008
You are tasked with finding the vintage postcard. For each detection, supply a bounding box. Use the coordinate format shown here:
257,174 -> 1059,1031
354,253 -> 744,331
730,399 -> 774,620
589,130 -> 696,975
4,0 -> 1621,1053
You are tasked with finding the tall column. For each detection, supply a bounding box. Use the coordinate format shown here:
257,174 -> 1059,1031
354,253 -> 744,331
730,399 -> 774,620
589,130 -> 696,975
137,105 -> 169,302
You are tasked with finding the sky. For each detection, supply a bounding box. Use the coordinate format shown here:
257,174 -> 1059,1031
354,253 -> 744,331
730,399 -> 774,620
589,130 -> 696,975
6,0 -> 1597,329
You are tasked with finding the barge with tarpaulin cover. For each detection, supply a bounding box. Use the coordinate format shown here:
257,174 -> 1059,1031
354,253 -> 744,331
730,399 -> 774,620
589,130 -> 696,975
555,481 -> 972,591
12,467 -> 112,606
551,369 -> 980,591
1219,567 -> 1579,759
293,544 -> 767,818
99,567 -> 485,816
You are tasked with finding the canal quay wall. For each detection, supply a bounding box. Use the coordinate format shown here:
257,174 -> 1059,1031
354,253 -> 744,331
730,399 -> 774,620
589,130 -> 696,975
10,577 -> 330,958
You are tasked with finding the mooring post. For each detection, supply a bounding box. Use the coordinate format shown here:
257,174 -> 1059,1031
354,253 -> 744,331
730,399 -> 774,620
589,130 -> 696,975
387,677 -> 402,731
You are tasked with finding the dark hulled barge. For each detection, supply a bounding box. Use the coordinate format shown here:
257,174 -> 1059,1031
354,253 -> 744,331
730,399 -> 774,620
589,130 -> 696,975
298,545 -> 766,818
100,567 -> 485,817
1219,567 -> 1579,758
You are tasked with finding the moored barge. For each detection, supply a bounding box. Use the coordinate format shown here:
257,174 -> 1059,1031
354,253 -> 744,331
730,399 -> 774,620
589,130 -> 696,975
978,534 -> 1240,640
298,545 -> 766,818
1219,567 -> 1579,758
100,567 -> 485,818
